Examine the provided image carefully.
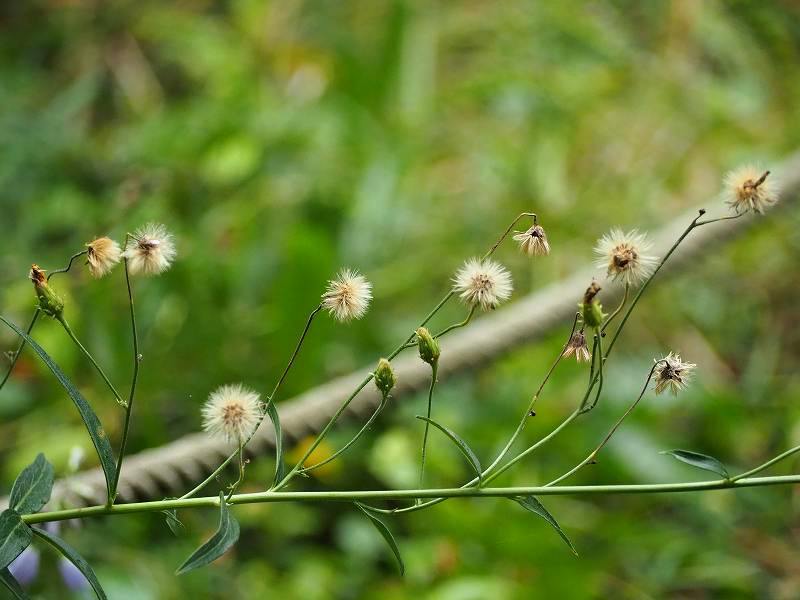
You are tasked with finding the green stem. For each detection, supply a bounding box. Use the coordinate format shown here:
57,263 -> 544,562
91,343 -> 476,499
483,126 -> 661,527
299,395 -> 389,473
22,474 -> 800,525
181,305 -> 323,500
581,332 -> 604,413
0,309 -> 40,391
730,444 -> 800,483
226,441 -> 245,502
600,283 -> 629,333
434,306 -> 476,339
418,362 -> 439,490
46,250 -> 89,281
545,362 -> 660,487
57,316 -> 126,407
111,259 -> 140,501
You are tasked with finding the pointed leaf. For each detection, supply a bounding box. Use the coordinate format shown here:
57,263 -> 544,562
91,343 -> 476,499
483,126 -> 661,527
513,496 -> 578,556
0,511 -> 33,571
176,493 -> 240,575
32,526 -> 106,600
161,509 -> 185,536
266,401 -> 285,487
0,316 -> 116,502
661,449 -> 729,479
354,503 -> 404,576
10,454 -> 54,515
415,416 -> 482,483
0,568 -> 29,599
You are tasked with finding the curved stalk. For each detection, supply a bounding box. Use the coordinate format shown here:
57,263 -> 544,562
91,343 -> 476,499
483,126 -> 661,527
730,443 -> 800,483
418,362 -> 439,490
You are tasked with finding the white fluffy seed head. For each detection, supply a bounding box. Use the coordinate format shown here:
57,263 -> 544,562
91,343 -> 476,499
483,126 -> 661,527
123,223 -> 176,276
85,237 -> 122,278
321,268 -> 372,322
723,166 -> 778,215
452,258 -> 513,311
653,352 -> 696,396
201,384 -> 263,444
594,228 -> 656,286
513,224 -> 550,256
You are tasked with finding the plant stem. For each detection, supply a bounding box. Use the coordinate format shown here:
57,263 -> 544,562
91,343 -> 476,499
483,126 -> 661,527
181,305 -> 323,500
418,362 -> 439,491
434,306 -> 476,339
56,316 -> 126,407
46,250 -> 89,281
22,474 -> 800,526
600,283 -> 629,333
545,362 -> 660,487
111,259 -> 140,501
0,309 -> 40,391
730,443 -> 800,482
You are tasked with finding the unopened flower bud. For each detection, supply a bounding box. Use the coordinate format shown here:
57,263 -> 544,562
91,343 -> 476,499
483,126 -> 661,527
416,327 -> 440,366
30,264 -> 64,319
374,358 -> 396,397
579,281 -> 606,329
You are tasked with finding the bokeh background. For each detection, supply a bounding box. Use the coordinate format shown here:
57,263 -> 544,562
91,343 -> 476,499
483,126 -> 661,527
2,1 -> 800,598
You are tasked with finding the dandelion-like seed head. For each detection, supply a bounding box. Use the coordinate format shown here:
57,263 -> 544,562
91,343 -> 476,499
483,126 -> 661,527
594,228 -> 656,285
85,237 -> 122,278
563,330 -> 591,362
513,224 -> 550,257
321,268 -> 373,322
123,223 -> 176,276
723,166 -> 778,215
653,352 -> 696,396
452,258 -> 513,311
202,384 -> 263,444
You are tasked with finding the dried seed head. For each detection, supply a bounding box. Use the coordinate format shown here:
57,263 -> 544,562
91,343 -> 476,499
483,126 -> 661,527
321,268 -> 373,322
123,223 -> 176,276
563,331 -> 591,362
416,327 -> 441,366
594,228 -> 656,285
85,237 -> 122,278
723,166 -> 778,215
202,383 -> 263,444
29,264 -> 64,318
653,352 -> 696,396
513,224 -> 550,257
374,358 -> 396,397
452,258 -> 513,311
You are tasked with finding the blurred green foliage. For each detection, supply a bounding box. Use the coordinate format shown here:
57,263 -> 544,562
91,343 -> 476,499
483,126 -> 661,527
2,0 -> 800,598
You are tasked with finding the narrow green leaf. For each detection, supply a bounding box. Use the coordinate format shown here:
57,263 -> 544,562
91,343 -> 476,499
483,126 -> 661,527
354,503 -> 405,576
0,316 -> 116,502
161,509 -> 185,536
415,416 -> 482,483
513,496 -> 578,556
176,493 -> 240,575
0,510 -> 33,571
661,449 -> 729,479
266,401 -> 285,487
32,526 -> 106,600
0,568 -> 29,599
10,454 -> 54,515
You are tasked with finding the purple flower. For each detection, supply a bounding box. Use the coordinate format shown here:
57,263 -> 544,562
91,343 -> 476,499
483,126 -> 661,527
8,547 -> 40,586
58,557 -> 89,592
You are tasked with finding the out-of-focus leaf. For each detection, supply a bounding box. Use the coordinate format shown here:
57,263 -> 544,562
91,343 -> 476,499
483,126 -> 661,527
0,316 -> 116,503
161,508 -> 185,536
415,416 -> 482,483
176,493 -> 240,575
10,453 -> 54,515
32,526 -> 106,599
0,567 -> 29,599
0,510 -> 32,571
354,502 -> 404,576
266,401 -> 285,488
513,496 -> 578,556
661,449 -> 729,479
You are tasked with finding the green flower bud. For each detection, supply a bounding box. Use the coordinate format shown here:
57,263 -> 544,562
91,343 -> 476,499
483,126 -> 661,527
416,327 -> 440,366
374,358 -> 396,397
579,281 -> 606,329
30,265 -> 64,319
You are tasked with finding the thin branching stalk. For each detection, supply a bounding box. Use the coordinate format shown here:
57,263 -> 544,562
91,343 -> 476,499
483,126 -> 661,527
418,362 -> 439,491
545,362 -> 661,487
181,305 -> 323,500
56,316 -> 126,407
0,309 -> 40,390
22,474 -> 800,526
730,444 -> 800,482
600,283 -> 629,333
434,306 -> 476,339
46,250 -> 89,280
111,258 -> 140,501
